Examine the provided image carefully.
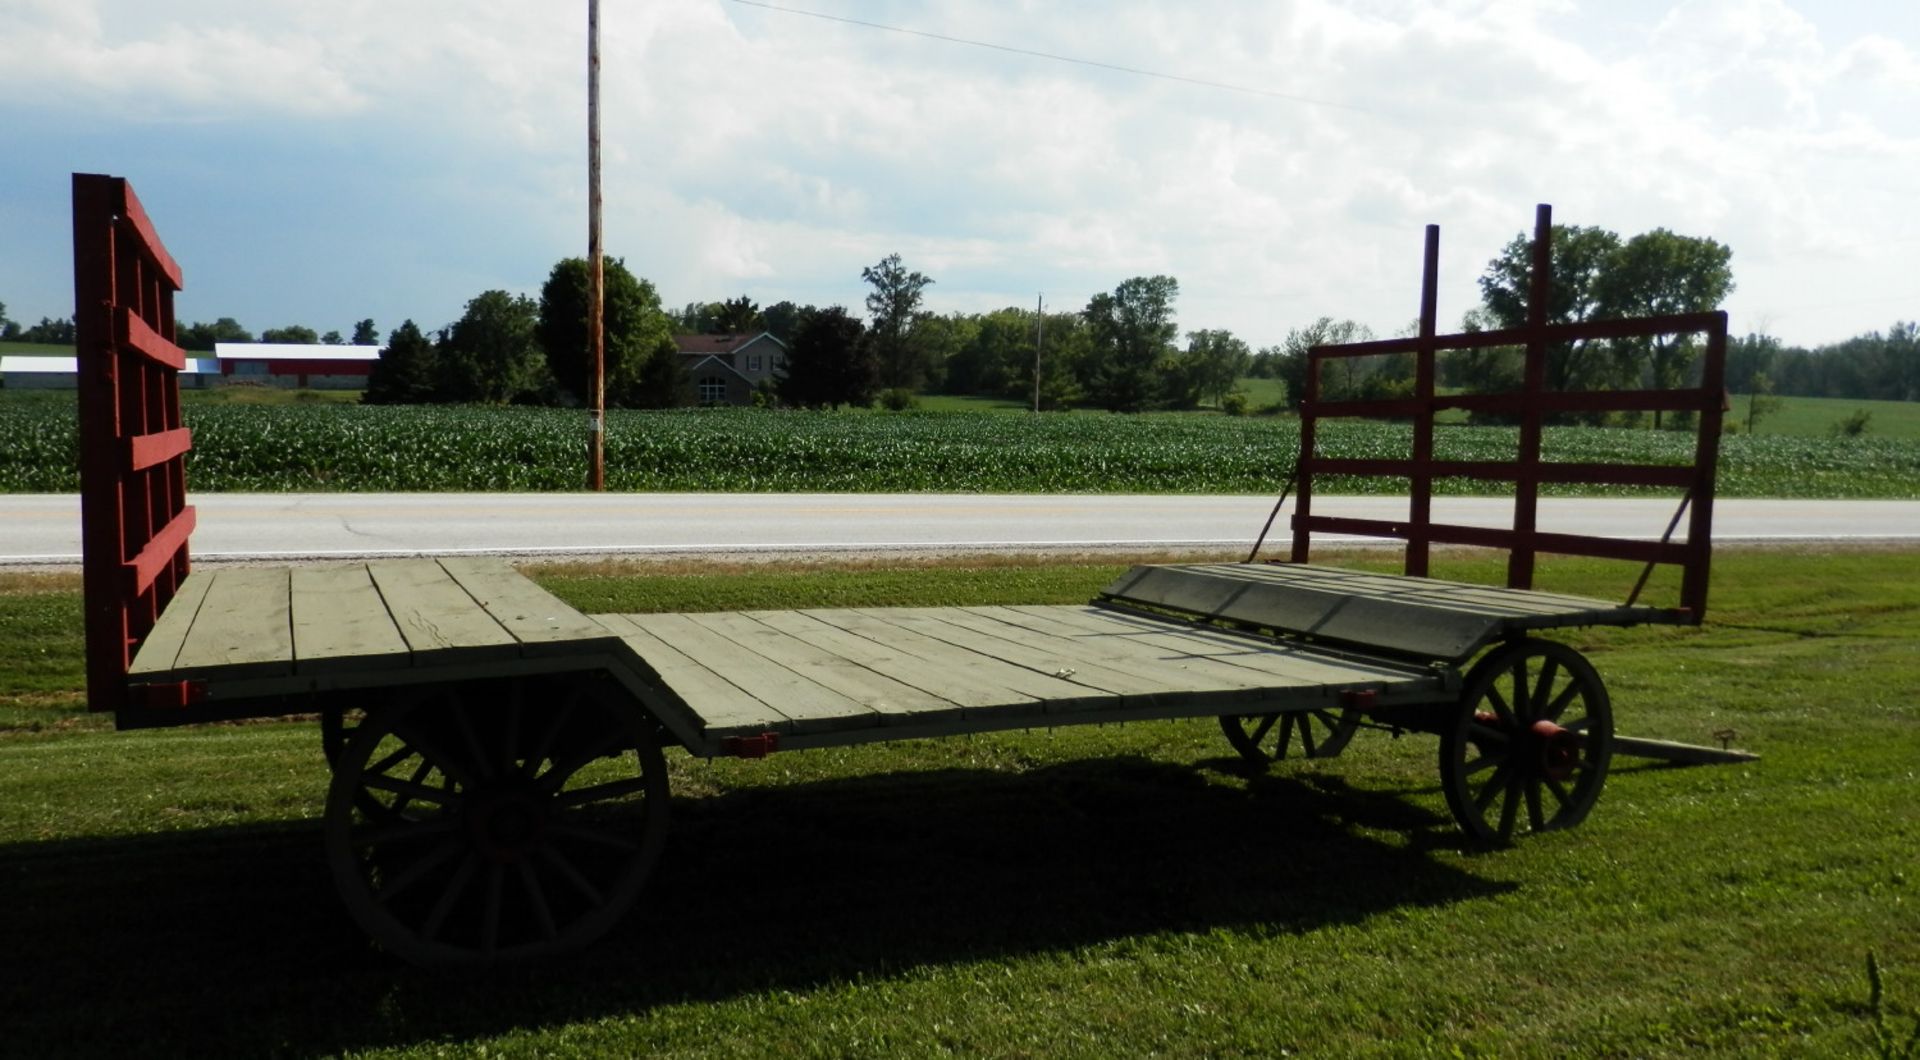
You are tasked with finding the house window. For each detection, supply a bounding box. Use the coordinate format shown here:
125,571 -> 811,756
698,376 -> 728,404
747,355 -> 762,372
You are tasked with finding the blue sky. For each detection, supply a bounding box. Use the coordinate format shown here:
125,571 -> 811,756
2,0 -> 1915,350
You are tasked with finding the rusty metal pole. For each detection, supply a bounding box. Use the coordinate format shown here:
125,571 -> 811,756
587,0 -> 606,490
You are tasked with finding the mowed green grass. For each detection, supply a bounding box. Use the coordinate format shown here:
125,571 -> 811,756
1730,392 -> 1920,440
1,548 -> 1916,1057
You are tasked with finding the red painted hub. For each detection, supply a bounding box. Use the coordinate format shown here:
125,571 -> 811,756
1530,719 -> 1584,782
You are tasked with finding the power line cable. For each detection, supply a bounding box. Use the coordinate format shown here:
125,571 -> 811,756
723,0 -> 1371,115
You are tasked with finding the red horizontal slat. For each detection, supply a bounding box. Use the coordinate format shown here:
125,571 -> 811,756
1311,311 -> 1727,360
115,179 -> 184,290
116,307 -> 186,371
1311,388 -> 1713,421
1298,514 -> 1690,565
123,505 -> 196,596
127,427 -> 192,472
1308,458 -> 1696,488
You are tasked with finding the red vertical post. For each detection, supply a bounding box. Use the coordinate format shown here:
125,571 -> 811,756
1289,348 -> 1320,563
73,174 -> 128,716
1682,315 -> 1728,618
1508,204 -> 1552,591
1406,224 -> 1440,578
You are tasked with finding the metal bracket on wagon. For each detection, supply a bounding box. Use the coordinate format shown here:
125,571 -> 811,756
133,680 -> 207,709
723,732 -> 781,759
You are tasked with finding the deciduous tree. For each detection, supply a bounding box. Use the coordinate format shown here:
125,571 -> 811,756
260,325 -> 320,344
438,291 -> 543,404
777,305 -> 874,409
362,320 -> 438,405
1082,276 -> 1179,412
537,257 -> 680,408
862,253 -> 934,390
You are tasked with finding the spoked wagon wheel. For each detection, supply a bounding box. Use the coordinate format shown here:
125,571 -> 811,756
1439,638 -> 1613,845
1219,708 -> 1360,765
324,673 -> 670,966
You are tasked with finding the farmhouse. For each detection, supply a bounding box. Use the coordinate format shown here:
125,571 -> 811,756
673,331 -> 789,405
212,342 -> 380,389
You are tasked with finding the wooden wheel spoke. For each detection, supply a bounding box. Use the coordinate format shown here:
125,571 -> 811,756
1496,770 -> 1522,838
1562,716 -> 1591,733
1544,679 -> 1582,722
1463,753 -> 1502,778
1298,714 -> 1319,757
1525,780 -> 1545,831
376,836 -> 466,907
1276,715 -> 1297,758
391,723 -> 480,790
1466,722 -> 1509,746
555,776 -> 652,809
524,694 -> 580,780
363,771 -> 461,808
518,860 -> 559,942
448,705 -> 495,783
539,846 -> 607,907
538,730 -> 628,793
1247,715 -> 1277,745
1544,775 -> 1572,810
1484,685 -> 1514,724
500,682 -> 525,775
1473,760 -> 1513,813
367,742 -> 421,779
1530,658 -> 1561,716
422,854 -> 480,942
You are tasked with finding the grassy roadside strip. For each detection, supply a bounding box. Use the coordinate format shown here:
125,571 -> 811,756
0,547 -> 1915,1056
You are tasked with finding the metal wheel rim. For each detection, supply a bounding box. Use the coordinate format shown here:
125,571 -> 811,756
1439,638 -> 1612,845
1219,708 -> 1360,765
324,675 -> 669,966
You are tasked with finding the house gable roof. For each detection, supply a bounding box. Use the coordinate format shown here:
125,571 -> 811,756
671,331 -> 788,356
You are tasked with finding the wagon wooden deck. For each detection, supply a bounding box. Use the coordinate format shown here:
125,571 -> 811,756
75,174 -> 1746,966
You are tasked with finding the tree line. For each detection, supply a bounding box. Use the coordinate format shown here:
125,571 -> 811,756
11,219 -> 1910,414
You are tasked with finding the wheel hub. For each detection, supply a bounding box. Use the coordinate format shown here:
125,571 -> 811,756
465,782 -> 550,862
1529,719 -> 1584,783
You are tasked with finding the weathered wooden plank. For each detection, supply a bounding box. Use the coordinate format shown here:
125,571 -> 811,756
870,608 -> 1195,703
367,559 -> 521,662
437,557 -> 611,654
685,611 -> 962,721
1007,605 -> 1424,686
1099,565 -> 1500,662
953,605 -> 1314,694
289,566 -> 411,675
1191,563 -> 1621,616
804,609 -> 1112,710
746,610 -> 1044,714
129,569 -> 215,675
593,613 -> 791,737
624,612 -> 882,734
168,568 -> 293,677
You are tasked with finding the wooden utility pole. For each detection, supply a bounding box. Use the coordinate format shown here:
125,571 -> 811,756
1032,293 -> 1044,414
587,0 -> 606,490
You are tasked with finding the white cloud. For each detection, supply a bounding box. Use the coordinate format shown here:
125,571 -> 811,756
1,0 -> 1914,347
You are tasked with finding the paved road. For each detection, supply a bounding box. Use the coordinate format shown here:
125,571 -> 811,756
3,493 -> 1916,565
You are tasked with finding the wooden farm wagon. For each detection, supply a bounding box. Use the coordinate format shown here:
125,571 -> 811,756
73,173 -> 1739,966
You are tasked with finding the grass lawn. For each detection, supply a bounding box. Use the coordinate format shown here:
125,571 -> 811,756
1,547 -> 1917,1056
1730,392 -> 1920,440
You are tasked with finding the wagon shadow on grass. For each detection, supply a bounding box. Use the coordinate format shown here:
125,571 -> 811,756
0,755 -> 1509,1058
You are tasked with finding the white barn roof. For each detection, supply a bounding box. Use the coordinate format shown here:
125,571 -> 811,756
3,355 -> 218,374
214,343 -> 381,362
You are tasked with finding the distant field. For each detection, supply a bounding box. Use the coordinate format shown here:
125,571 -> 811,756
2,400 -> 1917,497
0,340 -> 75,357
1730,392 -> 1920,440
